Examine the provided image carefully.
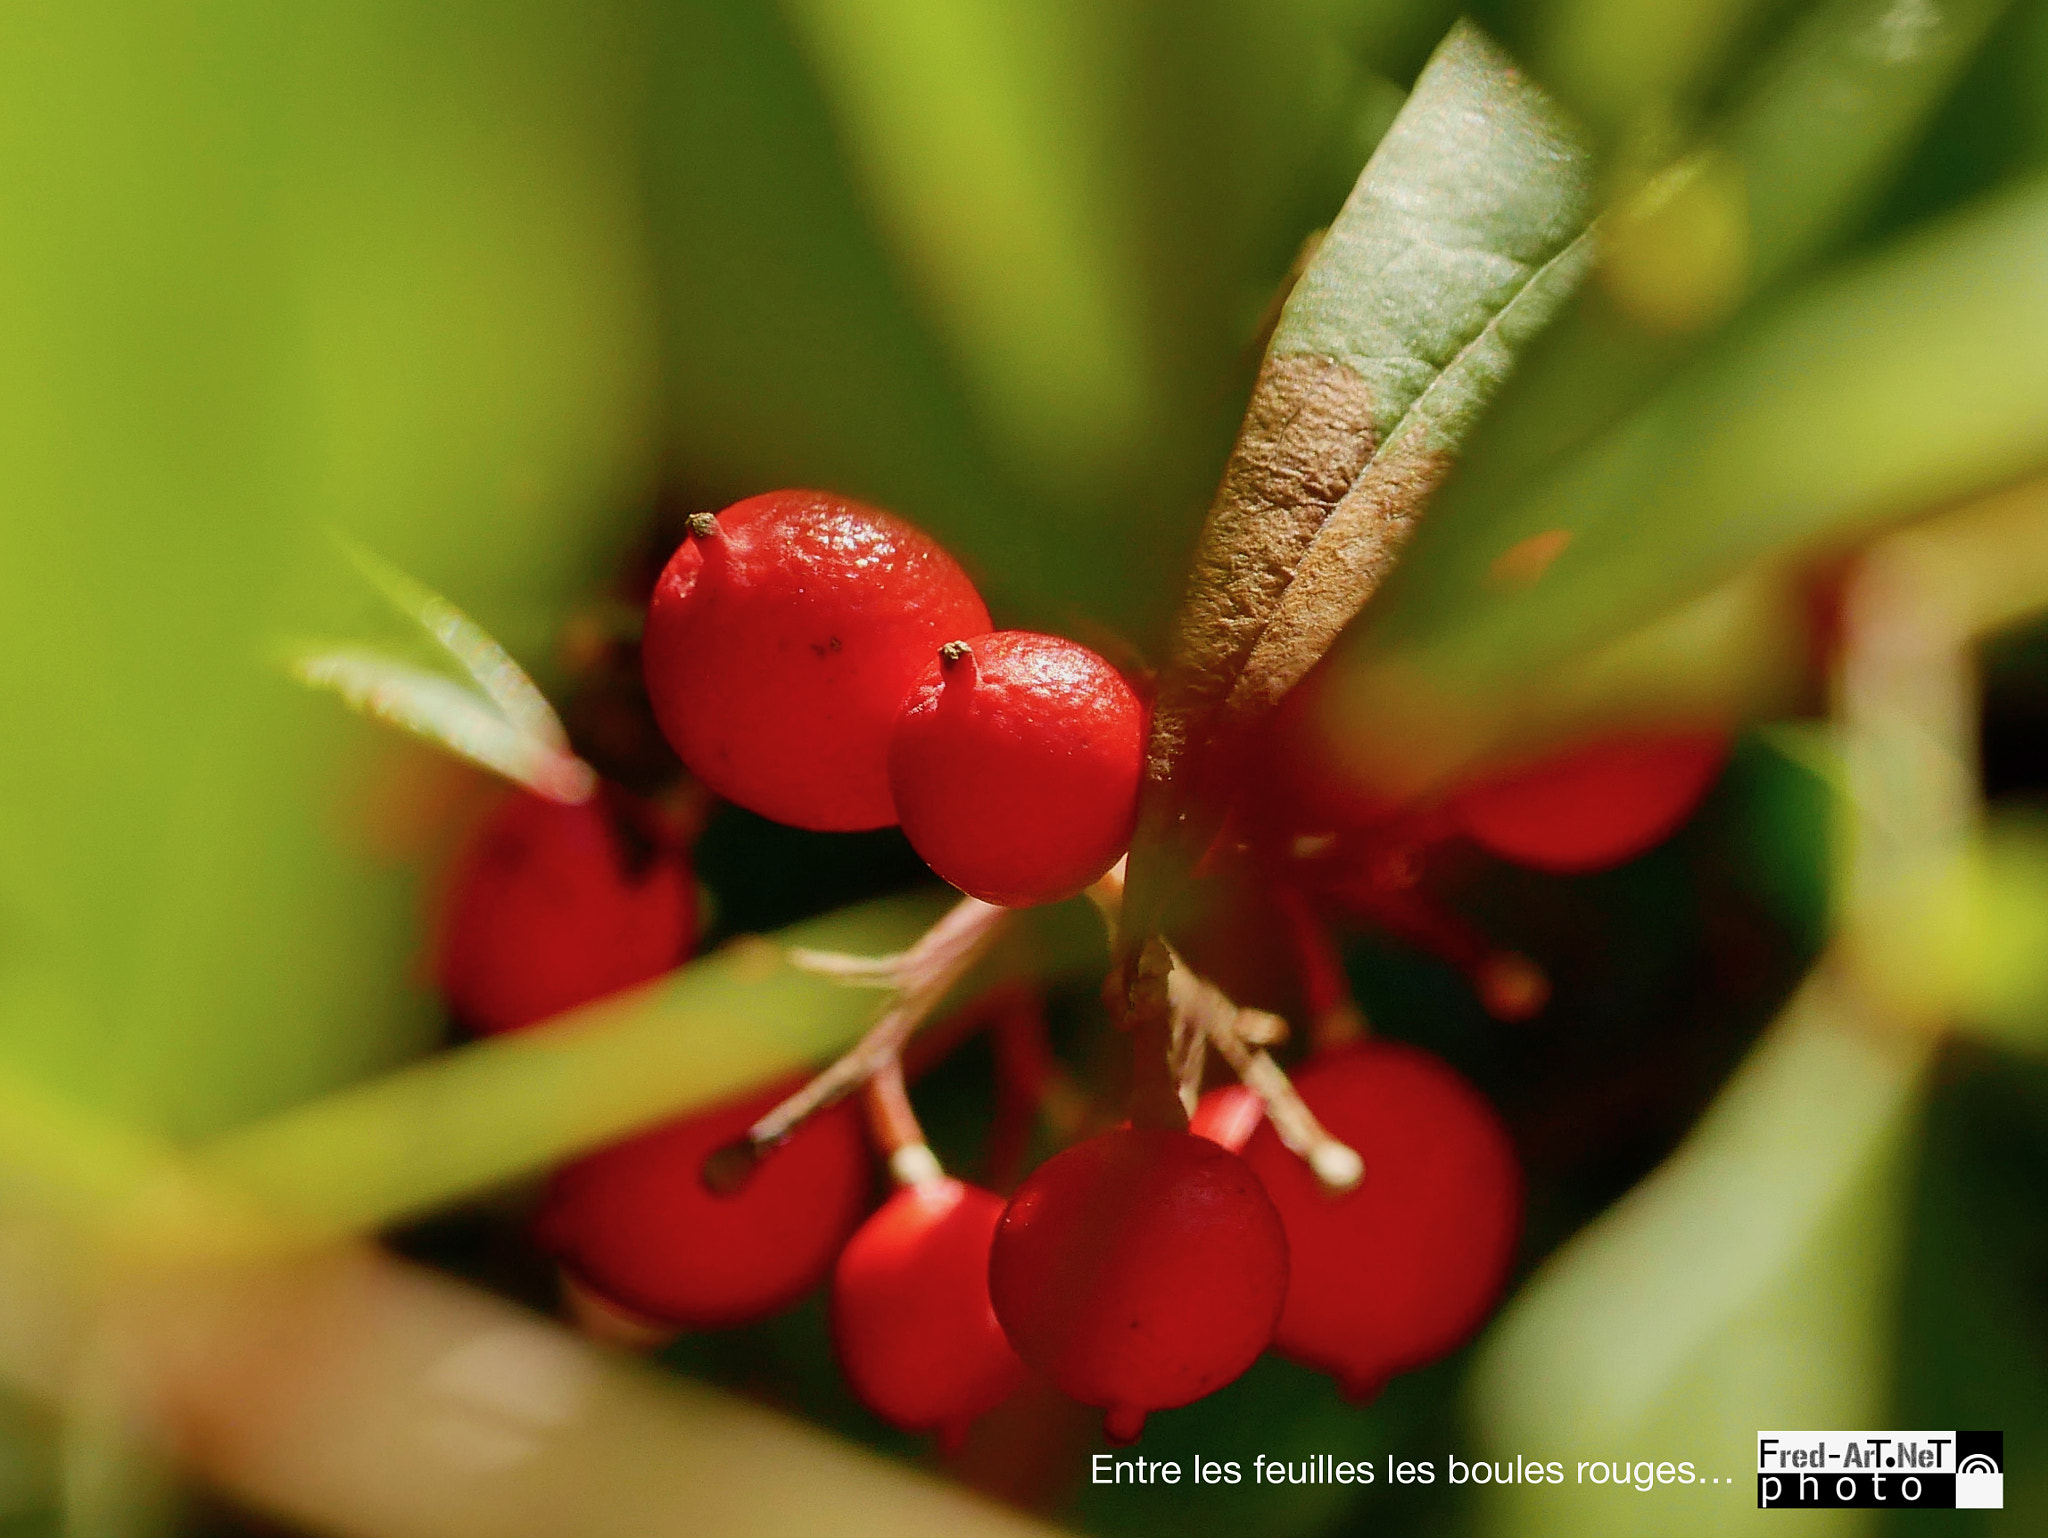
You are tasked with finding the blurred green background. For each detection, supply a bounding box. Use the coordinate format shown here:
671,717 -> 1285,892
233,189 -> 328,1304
2,1 -> 2046,1534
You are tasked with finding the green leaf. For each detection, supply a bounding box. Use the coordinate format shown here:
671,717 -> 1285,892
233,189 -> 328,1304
284,542 -> 597,804
1320,171 -> 2048,781
1899,813 -> 2048,1056
1731,0 -> 2014,297
1471,965 -> 1933,1537
193,892 -> 1114,1242
1126,19 -> 1595,927
0,0 -> 658,1148
284,646 -> 595,806
334,536 -> 576,756
1528,0 -> 1783,137
1389,0 -> 2012,544
776,0 -> 1158,496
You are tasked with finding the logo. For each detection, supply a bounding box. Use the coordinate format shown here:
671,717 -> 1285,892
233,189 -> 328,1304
1955,1432 -> 2003,1510
1757,1431 -> 2001,1510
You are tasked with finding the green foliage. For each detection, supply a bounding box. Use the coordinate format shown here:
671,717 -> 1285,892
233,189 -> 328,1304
1473,972 -> 1932,1538
5,2 -> 2048,1534
0,2 -> 655,1143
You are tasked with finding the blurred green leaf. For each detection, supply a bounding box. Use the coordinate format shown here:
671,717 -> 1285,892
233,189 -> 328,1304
1328,172 -> 2048,746
1472,965 -> 1933,1537
1378,0 -> 2012,612
1733,0 -> 2012,295
194,895 -> 949,1240
1888,1050 -> 2048,1532
649,0 -> 1024,584
334,537 -> 576,756
777,0 -> 1157,496
1130,20 -> 1594,924
1529,0 -> 1784,137
193,890 -> 1112,1242
1912,814 -> 2048,1055
1724,724 -> 1841,955
0,0 -> 658,1140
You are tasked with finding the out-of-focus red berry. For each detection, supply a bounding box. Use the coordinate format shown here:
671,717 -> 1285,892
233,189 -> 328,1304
1189,1083 -> 1264,1152
888,632 -> 1145,907
1241,1040 -> 1519,1400
434,790 -> 694,1035
1449,731 -> 1730,873
831,1178 -> 1025,1447
643,490 -> 990,831
989,1129 -> 1288,1443
540,1079 -> 870,1329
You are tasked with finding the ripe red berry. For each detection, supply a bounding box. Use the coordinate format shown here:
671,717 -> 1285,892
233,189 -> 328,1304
643,490 -> 990,831
1188,1083 -> 1263,1152
434,789 -> 695,1035
830,1178 -> 1026,1446
1449,730 -> 1730,873
988,1128 -> 1288,1442
1240,1040 -> 1519,1400
888,632 -> 1146,907
540,1080 -> 869,1328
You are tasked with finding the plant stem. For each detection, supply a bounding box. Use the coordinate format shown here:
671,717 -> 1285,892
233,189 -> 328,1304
1161,945 -> 1362,1191
746,897 -> 1009,1153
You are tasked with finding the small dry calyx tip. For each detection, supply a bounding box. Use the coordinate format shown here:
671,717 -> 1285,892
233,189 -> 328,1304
937,640 -> 977,684
698,1139 -> 757,1197
685,512 -> 720,541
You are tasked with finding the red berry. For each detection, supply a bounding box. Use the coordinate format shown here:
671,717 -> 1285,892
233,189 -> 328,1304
831,1178 -> 1026,1446
988,1129 -> 1288,1442
1450,731 -> 1730,873
1240,1040 -> 1519,1400
435,790 -> 694,1035
888,632 -> 1146,907
1188,1083 -> 1263,1152
643,490 -> 990,831
541,1080 -> 870,1328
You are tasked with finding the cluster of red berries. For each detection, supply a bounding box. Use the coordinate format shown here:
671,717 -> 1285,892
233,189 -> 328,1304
643,489 -> 1148,908
424,488 -> 1552,1449
520,1034 -> 1518,1447
984,1041 -> 1519,1442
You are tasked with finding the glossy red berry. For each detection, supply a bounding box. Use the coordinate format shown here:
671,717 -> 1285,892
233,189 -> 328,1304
643,490 -> 990,831
1450,730 -> 1730,873
988,1129 -> 1288,1442
434,789 -> 694,1035
540,1080 -> 869,1328
831,1178 -> 1026,1446
1240,1040 -> 1519,1400
888,632 -> 1146,907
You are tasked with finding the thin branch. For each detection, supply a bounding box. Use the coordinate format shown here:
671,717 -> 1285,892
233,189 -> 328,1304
1162,946 -> 1362,1191
746,897 -> 1010,1153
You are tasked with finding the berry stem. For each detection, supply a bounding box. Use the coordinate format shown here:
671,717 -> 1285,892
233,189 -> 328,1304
1122,941 -> 1190,1131
984,984 -> 1084,1190
1274,883 -> 1368,1050
1153,945 -> 1360,1190
1201,1013 -> 1363,1192
1088,859 -> 1360,1187
864,1057 -> 943,1187
748,896 -> 1010,1155
1325,872 -> 1549,1023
